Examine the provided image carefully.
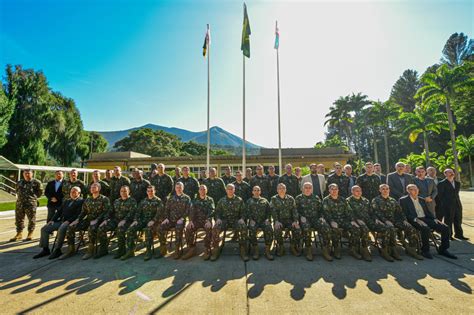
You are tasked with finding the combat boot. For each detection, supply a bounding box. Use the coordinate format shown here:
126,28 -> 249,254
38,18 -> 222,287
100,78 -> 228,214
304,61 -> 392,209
321,246 -> 333,261
120,249 -> 135,260
210,247 -> 220,261
349,246 -> 362,260
305,246 -> 313,261
24,231 -> 34,241
181,246 -> 196,260
406,246 -> 423,260
59,245 -> 75,260
360,247 -> 372,262
94,242 -> 108,259
202,248 -> 211,261
9,232 -> 22,242
380,246 -> 394,262
82,243 -> 95,260
252,245 -> 259,260
264,245 -> 274,261
390,246 -> 402,261
114,243 -> 125,259
290,243 -> 300,256
333,244 -> 342,259
240,245 -> 249,262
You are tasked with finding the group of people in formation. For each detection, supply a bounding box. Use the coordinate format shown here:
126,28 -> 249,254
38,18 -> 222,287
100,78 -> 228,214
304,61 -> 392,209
11,160 -> 466,263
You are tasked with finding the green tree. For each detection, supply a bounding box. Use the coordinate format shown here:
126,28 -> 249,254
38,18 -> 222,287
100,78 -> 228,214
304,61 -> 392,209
77,131 -> 109,162
314,135 -> 349,151
453,135 -> 474,187
441,32 -> 473,67
390,69 -> 420,112
399,102 -> 449,165
114,128 -> 182,157
0,82 -> 14,149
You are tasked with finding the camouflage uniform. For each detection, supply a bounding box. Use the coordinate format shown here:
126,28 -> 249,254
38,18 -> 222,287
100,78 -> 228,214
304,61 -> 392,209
62,179 -> 86,200
98,197 -> 137,257
159,194 -> 191,252
109,176 -> 131,203
278,174 -> 300,198
150,174 -> 174,203
130,178 -> 151,203
86,180 -> 110,198
270,194 -> 301,248
327,174 -> 350,198
295,193 -> 330,248
185,195 -> 214,249
346,196 -> 373,250
267,174 -> 280,199
321,196 -> 361,254
202,178 -> 226,205
67,195 -> 111,249
176,176 -> 200,200
249,175 -> 271,200
15,178 -> 43,233
212,195 -> 247,248
221,174 -> 237,186
356,174 -> 381,201
233,180 -> 252,202
246,197 -> 273,246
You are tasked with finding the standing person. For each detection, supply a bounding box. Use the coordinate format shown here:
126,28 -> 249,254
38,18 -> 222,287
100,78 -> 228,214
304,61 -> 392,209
62,169 -> 86,200
203,168 -> 226,205
173,167 -> 182,183
149,163 -> 174,203
344,164 -> 357,192
267,165 -> 280,198
249,164 -> 270,200
145,163 -> 158,181
130,169 -> 150,204
387,162 -> 414,201
356,162 -> 382,202
87,170 -> 110,198
437,169 -> 468,240
295,167 -> 303,188
404,164 -> 415,178
279,164 -> 300,198
413,166 -> 437,217
327,163 -> 350,198
221,166 -> 236,186
198,169 -> 207,185
300,163 -> 326,199
176,166 -> 200,200
427,166 -> 442,185
103,169 -> 113,185
233,170 -> 252,202
44,170 -> 64,222
374,163 -> 387,184
109,166 -> 131,203
317,164 -> 327,179
10,169 -> 43,242
244,167 -> 253,183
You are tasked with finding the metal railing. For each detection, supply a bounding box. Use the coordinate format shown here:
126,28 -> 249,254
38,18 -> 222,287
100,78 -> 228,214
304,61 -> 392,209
0,175 -> 16,196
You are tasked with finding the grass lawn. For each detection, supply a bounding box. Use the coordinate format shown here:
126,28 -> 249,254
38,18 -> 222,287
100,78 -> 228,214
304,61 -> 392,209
0,197 -> 47,212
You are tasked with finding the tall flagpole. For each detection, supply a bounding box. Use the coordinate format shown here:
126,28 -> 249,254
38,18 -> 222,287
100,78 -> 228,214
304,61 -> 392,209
206,24 -> 211,175
276,21 -> 282,175
242,54 -> 246,172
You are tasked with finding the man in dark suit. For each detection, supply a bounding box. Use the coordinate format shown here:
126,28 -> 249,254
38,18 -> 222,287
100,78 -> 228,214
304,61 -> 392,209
344,164 -> 357,192
44,170 -> 64,222
437,169 -> 468,240
374,163 -> 387,184
400,184 -> 456,259
33,186 -> 84,259
387,162 -> 414,201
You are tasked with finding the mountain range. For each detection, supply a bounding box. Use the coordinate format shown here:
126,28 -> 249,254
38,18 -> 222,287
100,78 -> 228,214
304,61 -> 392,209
95,124 -> 262,150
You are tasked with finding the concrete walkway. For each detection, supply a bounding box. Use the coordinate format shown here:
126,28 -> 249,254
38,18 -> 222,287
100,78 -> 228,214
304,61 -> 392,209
0,193 -> 473,314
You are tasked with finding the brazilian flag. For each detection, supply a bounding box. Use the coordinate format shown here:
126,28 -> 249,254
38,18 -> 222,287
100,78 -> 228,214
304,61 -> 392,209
241,3 -> 251,58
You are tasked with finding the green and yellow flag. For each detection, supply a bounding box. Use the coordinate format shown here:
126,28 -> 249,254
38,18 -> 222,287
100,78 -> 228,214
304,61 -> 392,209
241,3 -> 251,58
203,24 -> 210,57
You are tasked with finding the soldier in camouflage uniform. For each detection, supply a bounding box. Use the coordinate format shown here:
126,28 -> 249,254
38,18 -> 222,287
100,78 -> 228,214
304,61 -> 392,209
198,169 -> 207,185
250,165 -> 270,200
176,166 -> 200,200
221,166 -> 237,186
371,184 -> 423,260
267,165 -> 280,198
96,186 -> 137,259
182,185 -> 214,260
203,168 -> 226,205
327,163 -> 350,198
210,184 -> 248,261
321,184 -> 363,260
104,169 -> 113,185
130,168 -> 150,203
295,182 -> 332,261
87,170 -> 110,198
145,163 -> 158,181
158,182 -> 191,259
10,169 -> 43,242
295,167 -> 303,188
62,169 -> 86,200
149,163 -> 174,204
246,185 -> 274,260
346,185 -> 374,261
61,182 -> 111,260
173,166 -> 181,183
356,162 -> 382,202
109,166 -> 131,203
279,164 -> 300,198
123,185 -> 164,261
233,170 -> 252,202
270,183 -> 302,257
244,167 -> 253,183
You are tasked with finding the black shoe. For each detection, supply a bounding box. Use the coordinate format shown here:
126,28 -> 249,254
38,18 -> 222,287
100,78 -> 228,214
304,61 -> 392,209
33,248 -> 50,259
48,249 -> 62,259
439,250 -> 457,259
421,251 -> 433,259
454,235 -> 469,241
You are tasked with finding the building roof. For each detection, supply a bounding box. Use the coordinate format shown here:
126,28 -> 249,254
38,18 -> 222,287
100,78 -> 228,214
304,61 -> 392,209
0,156 -> 106,173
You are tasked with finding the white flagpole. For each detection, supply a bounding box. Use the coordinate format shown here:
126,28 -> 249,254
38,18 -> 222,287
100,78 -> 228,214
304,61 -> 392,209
276,21 -> 282,176
242,54 -> 246,172
206,24 -> 211,175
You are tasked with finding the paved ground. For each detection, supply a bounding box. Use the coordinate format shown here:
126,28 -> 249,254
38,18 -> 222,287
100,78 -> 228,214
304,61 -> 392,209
0,193 -> 473,314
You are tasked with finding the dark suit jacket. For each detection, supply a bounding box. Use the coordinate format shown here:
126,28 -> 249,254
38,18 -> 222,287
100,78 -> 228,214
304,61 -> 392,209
44,180 -> 64,208
387,172 -> 414,201
377,173 -> 387,184
399,195 -> 434,223
50,198 -> 84,223
437,179 -> 462,211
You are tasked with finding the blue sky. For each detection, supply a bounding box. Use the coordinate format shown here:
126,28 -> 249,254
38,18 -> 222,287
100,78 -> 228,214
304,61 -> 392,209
0,0 -> 472,148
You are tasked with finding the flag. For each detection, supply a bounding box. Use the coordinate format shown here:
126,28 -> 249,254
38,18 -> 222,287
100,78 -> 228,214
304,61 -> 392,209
241,3 -> 251,58
274,21 -> 279,50
203,24 -> 210,57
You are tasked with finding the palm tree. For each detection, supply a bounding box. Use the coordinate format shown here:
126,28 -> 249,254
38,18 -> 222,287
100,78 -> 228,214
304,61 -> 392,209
416,64 -> 473,180
324,96 -> 353,147
399,102 -> 449,166
455,135 -> 474,187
